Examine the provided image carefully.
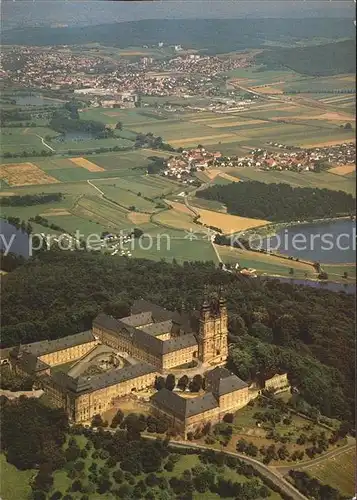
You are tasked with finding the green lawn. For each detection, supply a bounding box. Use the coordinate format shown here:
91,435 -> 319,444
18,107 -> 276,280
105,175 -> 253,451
0,454 -> 34,500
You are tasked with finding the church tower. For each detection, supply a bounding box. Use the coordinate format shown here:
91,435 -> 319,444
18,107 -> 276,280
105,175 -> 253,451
198,288 -> 228,365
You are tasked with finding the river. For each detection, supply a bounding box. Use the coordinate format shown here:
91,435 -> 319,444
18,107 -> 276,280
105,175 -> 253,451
261,218 -> 356,264
0,220 -> 30,258
265,277 -> 355,295
1,219 -> 355,293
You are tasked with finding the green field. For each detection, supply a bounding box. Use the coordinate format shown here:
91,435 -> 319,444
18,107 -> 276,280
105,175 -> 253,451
83,149 -> 168,171
72,195 -> 133,232
1,127 -> 58,153
94,174 -> 180,199
304,448 -> 356,497
130,237 -> 218,264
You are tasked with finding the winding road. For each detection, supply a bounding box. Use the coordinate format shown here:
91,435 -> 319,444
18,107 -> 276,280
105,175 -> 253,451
147,438 -> 309,500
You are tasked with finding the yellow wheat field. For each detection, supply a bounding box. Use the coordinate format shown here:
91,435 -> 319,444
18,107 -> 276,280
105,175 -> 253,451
127,212 -> 151,224
205,169 -> 240,183
0,163 -> 60,186
70,157 -> 105,172
328,164 -> 356,176
304,139 -> 356,148
219,172 -> 240,182
165,200 -> 194,215
196,207 -> 270,233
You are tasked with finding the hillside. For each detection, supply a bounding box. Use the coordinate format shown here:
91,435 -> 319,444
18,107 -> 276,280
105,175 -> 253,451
255,39 -> 356,76
1,250 -> 355,423
2,18 -> 355,54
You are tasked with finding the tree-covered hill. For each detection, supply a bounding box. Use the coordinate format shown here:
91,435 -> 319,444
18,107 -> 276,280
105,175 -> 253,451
255,39 -> 356,76
196,181 -> 356,222
1,250 -> 355,423
2,18 -> 354,55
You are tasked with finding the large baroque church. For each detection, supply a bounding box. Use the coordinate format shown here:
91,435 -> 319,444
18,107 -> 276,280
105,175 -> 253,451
8,292 -> 288,437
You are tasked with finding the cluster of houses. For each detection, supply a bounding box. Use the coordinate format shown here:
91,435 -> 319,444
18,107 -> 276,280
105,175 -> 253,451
162,147 -> 222,181
247,142 -> 356,172
209,142 -> 356,173
160,53 -> 252,77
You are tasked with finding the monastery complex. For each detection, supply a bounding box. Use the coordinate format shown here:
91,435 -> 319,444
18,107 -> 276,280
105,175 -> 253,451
7,294 -> 288,438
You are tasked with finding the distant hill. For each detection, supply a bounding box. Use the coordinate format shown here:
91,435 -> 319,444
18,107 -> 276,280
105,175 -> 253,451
1,18 -> 355,55
255,39 -> 356,76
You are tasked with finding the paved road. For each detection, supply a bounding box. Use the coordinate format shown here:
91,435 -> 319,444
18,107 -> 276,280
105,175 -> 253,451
273,439 -> 356,475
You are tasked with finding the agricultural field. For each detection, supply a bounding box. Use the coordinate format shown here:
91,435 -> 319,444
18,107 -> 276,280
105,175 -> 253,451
53,137 -> 133,153
71,195 -> 133,233
129,237 -> 218,264
303,447 -> 356,497
93,183 -> 158,213
328,164 -> 356,176
1,126 -> 59,154
152,207 -> 200,232
1,162 -> 60,186
82,149 -> 168,172
94,174 -> 180,199
221,167 -> 356,195
193,206 -> 270,233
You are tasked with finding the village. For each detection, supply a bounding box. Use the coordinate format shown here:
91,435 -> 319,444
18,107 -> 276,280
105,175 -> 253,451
161,142 -> 356,183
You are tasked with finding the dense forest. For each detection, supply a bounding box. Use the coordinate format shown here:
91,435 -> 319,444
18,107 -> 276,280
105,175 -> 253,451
256,39 -> 356,76
2,18 -> 354,54
1,250 -> 355,424
196,181 -> 356,221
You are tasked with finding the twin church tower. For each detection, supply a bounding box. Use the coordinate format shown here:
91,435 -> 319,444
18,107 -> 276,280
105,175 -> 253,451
198,290 -> 228,365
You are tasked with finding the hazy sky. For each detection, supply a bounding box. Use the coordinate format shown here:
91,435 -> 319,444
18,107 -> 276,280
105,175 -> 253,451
1,1 -> 355,29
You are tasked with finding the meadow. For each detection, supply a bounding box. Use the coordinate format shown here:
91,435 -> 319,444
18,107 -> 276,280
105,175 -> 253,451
304,447 -> 355,497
